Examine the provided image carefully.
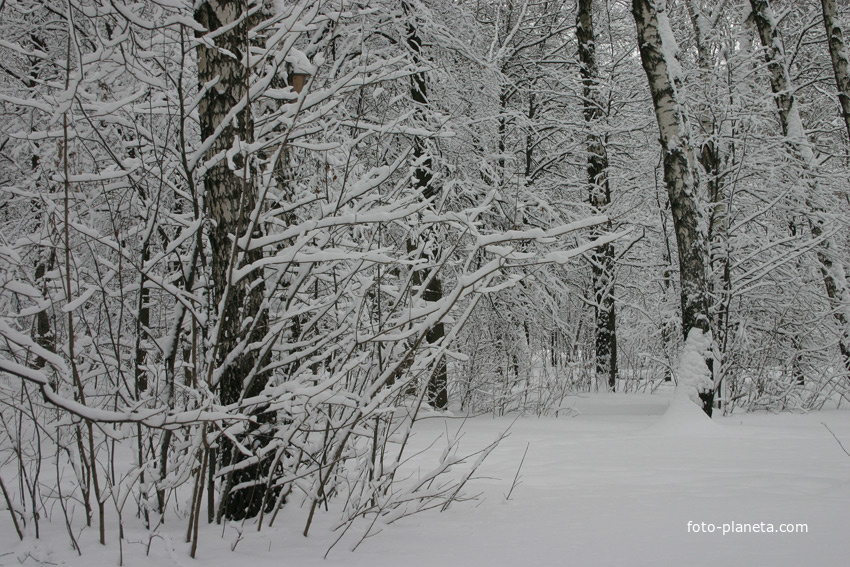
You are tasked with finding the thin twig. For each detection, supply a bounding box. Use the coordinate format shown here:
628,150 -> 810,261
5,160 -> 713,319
0,475 -> 23,540
822,422 -> 850,458
505,442 -> 530,501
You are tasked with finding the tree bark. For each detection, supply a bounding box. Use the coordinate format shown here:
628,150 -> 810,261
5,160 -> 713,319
632,0 -> 714,414
195,0 -> 271,521
578,0 -> 617,392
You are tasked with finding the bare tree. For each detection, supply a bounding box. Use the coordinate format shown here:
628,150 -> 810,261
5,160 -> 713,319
403,0 -> 448,409
578,0 -> 618,392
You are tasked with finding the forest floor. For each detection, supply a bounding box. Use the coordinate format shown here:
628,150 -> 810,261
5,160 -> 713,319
4,389 -> 850,567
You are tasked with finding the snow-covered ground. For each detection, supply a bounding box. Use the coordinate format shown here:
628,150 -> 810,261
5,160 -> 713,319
5,390 -> 850,566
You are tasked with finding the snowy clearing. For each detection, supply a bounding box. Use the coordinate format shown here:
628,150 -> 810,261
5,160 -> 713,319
4,390 -> 849,567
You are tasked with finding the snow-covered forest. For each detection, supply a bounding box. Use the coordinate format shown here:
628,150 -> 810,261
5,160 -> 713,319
1,0 -> 849,564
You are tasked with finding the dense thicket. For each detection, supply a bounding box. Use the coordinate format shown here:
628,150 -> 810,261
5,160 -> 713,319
1,0 -> 848,555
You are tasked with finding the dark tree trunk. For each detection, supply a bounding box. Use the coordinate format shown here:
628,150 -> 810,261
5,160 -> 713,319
578,0 -> 618,392
33,249 -> 56,372
632,0 -> 714,414
404,2 -> 447,409
195,0 -> 272,521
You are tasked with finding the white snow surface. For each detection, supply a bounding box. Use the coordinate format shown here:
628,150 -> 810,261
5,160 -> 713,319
3,391 -> 849,566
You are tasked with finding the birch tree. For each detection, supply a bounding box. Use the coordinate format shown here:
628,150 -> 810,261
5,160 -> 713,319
749,0 -> 850,379
632,0 -> 714,414
193,0 -> 273,522
821,0 -> 850,143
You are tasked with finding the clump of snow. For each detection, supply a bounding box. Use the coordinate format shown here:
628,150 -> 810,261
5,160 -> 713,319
656,5 -> 684,85
643,328 -> 717,436
675,328 -> 713,406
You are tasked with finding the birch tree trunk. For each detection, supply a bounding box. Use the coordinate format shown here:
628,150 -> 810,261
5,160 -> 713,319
577,0 -> 617,392
821,0 -> 850,144
749,0 -> 850,380
195,0 -> 271,520
632,0 -> 715,414
687,0 -> 732,400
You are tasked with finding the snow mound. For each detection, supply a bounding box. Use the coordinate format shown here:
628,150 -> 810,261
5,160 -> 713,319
645,392 -> 719,437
